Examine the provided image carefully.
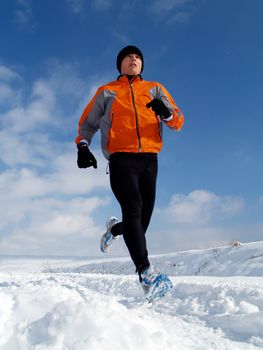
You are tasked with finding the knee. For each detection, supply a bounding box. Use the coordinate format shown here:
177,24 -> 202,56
122,200 -> 142,220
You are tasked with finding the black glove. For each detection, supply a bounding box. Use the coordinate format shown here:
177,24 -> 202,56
77,145 -> 97,169
146,98 -> 172,120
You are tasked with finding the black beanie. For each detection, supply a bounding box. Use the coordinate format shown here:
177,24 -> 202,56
116,45 -> 144,73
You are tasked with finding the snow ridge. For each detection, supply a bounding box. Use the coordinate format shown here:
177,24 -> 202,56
54,240 -> 263,277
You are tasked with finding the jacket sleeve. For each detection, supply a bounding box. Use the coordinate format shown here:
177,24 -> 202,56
75,87 -> 105,145
156,83 -> 184,131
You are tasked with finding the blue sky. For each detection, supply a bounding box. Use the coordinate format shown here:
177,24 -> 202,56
0,0 -> 263,257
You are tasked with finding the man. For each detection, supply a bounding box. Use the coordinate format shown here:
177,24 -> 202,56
75,45 -> 184,301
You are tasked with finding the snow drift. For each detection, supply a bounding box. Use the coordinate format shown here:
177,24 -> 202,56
0,241 -> 263,350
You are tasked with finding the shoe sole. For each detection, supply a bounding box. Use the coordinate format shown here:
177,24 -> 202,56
100,217 -> 119,253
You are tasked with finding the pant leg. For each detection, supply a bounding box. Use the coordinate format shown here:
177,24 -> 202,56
111,155 -> 157,237
139,154 -> 158,234
109,153 -> 150,271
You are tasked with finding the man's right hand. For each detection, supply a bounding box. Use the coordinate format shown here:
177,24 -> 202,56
77,145 -> 97,169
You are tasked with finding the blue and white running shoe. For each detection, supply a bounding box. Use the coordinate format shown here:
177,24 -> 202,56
100,217 -> 119,253
140,267 -> 173,302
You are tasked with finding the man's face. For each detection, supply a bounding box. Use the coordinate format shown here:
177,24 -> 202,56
120,53 -> 142,75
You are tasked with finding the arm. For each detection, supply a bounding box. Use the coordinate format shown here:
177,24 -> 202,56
153,83 -> 184,131
75,87 -> 105,168
75,87 -> 105,145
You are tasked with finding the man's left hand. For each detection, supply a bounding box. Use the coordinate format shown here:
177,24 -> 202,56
146,98 -> 172,120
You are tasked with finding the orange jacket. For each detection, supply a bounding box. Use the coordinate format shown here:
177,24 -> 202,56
75,75 -> 184,159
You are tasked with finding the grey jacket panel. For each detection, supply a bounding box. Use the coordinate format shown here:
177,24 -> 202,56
78,89 -> 116,151
148,86 -> 165,140
99,89 -> 116,159
78,89 -> 105,145
156,85 -> 174,114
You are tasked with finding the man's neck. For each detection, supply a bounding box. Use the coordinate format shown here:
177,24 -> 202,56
117,74 -> 142,82
126,74 -> 135,81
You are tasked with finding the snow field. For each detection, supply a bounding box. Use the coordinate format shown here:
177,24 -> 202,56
0,272 -> 263,350
1,242 -> 263,349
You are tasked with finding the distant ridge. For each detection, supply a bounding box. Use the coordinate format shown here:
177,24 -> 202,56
55,241 -> 263,277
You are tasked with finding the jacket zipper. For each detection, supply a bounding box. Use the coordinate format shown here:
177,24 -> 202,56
129,82 -> 142,152
158,117 -> 162,141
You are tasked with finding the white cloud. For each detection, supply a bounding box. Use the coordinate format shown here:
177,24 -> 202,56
160,190 -> 244,225
170,11 -> 191,24
149,0 -> 204,24
0,196 -> 111,255
15,0 -> 33,25
0,131 -> 51,167
0,65 -> 21,82
112,30 -> 131,44
67,0 -> 112,14
0,150 -> 111,255
91,0 -> 113,11
0,65 -> 22,105
1,79 -> 55,135
0,61 -> 103,167
0,63 -> 114,256
67,0 -> 86,14
0,83 -> 16,104
0,148 -> 110,230
152,0 -> 193,13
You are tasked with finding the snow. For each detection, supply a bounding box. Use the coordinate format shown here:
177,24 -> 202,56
0,241 -> 263,349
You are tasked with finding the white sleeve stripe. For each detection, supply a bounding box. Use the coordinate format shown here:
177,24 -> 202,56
163,115 -> 173,122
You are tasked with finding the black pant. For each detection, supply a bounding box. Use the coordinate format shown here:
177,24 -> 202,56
109,152 -> 158,274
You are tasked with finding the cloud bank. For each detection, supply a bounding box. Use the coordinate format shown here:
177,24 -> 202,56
163,189 -> 244,225
0,62 -> 112,256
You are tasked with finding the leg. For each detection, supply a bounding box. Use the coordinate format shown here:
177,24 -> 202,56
139,155 -> 158,234
109,153 -> 150,271
110,221 -> 123,237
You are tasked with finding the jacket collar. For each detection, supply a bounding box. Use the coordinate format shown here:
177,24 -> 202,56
117,74 -> 143,83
